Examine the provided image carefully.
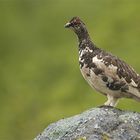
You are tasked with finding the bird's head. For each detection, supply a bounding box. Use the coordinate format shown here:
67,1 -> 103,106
65,17 -> 89,40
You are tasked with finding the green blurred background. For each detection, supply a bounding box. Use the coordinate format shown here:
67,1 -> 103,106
0,0 -> 140,139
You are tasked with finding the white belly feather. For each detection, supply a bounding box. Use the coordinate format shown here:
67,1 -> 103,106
80,66 -> 122,97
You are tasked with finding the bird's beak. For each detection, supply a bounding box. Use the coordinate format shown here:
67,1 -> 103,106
64,22 -> 72,28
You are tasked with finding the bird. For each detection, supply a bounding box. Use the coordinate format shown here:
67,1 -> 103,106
65,16 -> 140,107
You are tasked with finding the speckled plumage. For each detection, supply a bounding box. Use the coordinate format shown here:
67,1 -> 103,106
65,17 -> 140,107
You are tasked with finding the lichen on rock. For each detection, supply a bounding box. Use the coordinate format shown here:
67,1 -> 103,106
34,107 -> 140,140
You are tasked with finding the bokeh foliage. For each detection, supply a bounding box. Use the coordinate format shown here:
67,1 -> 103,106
0,0 -> 140,139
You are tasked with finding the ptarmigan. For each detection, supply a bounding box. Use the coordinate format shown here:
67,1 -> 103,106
65,17 -> 140,107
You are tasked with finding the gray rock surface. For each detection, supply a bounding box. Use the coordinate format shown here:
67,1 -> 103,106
35,107 -> 140,140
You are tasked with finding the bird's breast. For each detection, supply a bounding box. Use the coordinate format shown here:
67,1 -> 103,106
79,53 -> 107,94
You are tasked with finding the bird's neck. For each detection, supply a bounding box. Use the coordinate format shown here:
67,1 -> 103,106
76,30 -> 90,42
78,34 -> 97,51
75,27 -> 97,51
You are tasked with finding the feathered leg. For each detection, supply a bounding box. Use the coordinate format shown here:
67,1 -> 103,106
104,94 -> 119,107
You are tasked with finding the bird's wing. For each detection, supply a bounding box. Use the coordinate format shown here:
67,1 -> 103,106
92,50 -> 140,98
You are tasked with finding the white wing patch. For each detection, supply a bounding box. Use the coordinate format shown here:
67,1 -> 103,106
130,80 -> 137,87
92,56 -> 118,78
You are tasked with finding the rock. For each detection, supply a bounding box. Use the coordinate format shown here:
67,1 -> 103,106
34,107 -> 140,140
